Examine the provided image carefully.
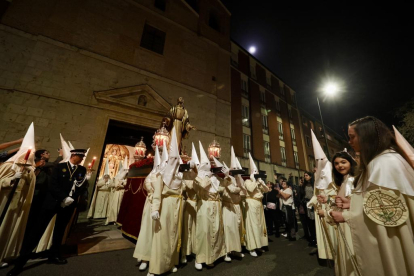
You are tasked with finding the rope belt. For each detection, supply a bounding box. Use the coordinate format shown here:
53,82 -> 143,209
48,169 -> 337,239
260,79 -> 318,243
246,196 -> 262,202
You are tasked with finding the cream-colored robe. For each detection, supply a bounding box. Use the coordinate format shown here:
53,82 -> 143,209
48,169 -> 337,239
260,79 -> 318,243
105,178 -> 126,225
222,176 -> 242,253
148,174 -> 183,275
133,174 -> 154,261
92,179 -> 112,218
238,176 -> 247,247
342,151 -> 414,276
181,170 -> 197,257
244,179 -> 269,250
0,162 -> 35,263
194,175 -> 227,265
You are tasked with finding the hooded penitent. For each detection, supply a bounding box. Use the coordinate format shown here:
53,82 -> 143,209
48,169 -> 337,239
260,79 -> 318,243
7,122 -> 36,170
103,159 -> 110,178
163,127 -> 180,189
198,141 -> 212,178
191,142 -> 200,169
80,148 -> 90,166
393,125 -> 414,169
230,146 -> 239,170
248,152 -> 258,181
68,141 -> 75,151
311,129 -> 332,190
151,145 -> 161,175
160,141 -> 169,172
213,156 -> 223,168
59,133 -> 72,163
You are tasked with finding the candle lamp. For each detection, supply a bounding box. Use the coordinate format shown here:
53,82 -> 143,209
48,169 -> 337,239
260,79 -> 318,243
208,139 -> 221,160
151,122 -> 170,153
134,136 -> 147,161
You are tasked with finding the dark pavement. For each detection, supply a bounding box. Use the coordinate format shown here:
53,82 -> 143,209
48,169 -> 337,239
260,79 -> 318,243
0,234 -> 333,276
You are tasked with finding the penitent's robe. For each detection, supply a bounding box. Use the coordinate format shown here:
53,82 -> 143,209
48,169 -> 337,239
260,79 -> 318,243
193,175 -> 227,265
148,174 -> 183,275
342,150 -> 414,276
0,162 -> 35,263
133,174 -> 155,261
244,179 -> 269,250
105,178 -> 126,225
222,176 -> 243,253
181,172 -> 197,258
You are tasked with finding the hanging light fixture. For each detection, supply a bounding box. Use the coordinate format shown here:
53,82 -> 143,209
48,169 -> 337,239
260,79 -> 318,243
151,122 -> 170,153
134,136 -> 147,161
208,139 -> 221,160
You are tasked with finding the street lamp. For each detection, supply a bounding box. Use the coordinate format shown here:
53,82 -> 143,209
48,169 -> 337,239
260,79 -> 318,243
316,82 -> 339,160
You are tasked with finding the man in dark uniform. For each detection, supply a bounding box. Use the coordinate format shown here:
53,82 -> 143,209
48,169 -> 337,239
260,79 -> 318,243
7,149 -> 88,276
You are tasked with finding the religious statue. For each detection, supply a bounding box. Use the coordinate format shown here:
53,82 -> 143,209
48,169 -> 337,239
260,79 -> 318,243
163,97 -> 196,153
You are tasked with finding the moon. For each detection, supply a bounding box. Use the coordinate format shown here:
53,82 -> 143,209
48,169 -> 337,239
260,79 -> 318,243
248,46 -> 256,54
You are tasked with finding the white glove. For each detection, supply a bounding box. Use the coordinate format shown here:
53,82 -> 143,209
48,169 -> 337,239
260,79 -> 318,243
189,161 -> 196,169
258,178 -> 266,186
263,205 -> 267,209
151,211 -> 160,220
86,172 -> 92,180
60,197 -> 74,208
11,171 -> 23,180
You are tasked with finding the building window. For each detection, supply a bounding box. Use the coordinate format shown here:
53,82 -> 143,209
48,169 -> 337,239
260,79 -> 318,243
260,90 -> 266,104
291,92 -> 296,104
262,115 -> 268,134
281,147 -> 287,167
294,151 -> 299,169
250,65 -> 256,79
264,141 -> 271,163
231,51 -> 238,67
275,100 -> 280,112
288,107 -> 293,119
140,24 -> 166,55
308,156 -> 315,171
290,128 -> 296,146
302,116 -> 308,127
278,122 -> 284,140
243,134 -> 251,158
209,11 -> 220,32
154,0 -> 166,11
281,86 -> 285,95
266,77 -> 271,88
305,135 -> 311,147
241,79 -> 249,98
242,105 -> 250,127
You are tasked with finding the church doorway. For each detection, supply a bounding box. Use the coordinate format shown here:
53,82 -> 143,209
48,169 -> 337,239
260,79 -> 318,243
67,119 -> 156,255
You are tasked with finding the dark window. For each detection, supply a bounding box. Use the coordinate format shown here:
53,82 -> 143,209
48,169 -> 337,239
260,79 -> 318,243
305,135 -> 311,147
209,12 -> 220,32
140,24 -> 166,55
185,0 -> 199,13
154,0 -> 166,11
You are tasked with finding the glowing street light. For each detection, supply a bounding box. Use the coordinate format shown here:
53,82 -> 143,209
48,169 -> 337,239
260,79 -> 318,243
323,82 -> 339,96
248,46 -> 256,54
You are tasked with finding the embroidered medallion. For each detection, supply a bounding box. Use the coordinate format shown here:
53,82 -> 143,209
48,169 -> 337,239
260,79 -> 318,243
363,189 -> 408,227
62,168 -> 67,172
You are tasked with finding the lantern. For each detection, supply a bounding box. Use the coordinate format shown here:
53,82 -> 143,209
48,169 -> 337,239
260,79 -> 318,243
151,122 -> 170,153
208,139 -> 221,160
134,136 -> 147,161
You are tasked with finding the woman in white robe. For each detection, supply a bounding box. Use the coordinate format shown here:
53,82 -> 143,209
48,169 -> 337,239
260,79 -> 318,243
331,116 -> 414,276
92,175 -> 113,219
105,173 -> 127,225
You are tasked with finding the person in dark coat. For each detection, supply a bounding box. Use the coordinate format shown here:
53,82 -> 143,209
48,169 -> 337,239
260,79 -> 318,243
7,149 -> 88,276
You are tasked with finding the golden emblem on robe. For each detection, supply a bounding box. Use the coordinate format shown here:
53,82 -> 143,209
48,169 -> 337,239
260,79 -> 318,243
363,189 -> 408,227
62,168 -> 67,172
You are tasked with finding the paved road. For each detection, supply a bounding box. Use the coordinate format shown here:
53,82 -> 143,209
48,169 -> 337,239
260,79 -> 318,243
0,235 -> 333,276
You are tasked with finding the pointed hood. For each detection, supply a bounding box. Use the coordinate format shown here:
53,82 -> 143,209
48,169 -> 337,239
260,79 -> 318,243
80,148 -> 90,166
68,141 -> 75,150
7,122 -> 36,169
248,153 -> 258,175
230,146 -> 238,170
59,133 -> 72,163
123,156 -> 129,170
163,127 -> 180,189
103,159 -> 110,177
151,145 -> 161,174
191,142 -> 200,169
160,143 -> 169,171
222,161 -> 230,172
235,157 -> 242,170
393,125 -> 414,169
213,156 -> 223,168
114,160 -> 125,180
311,129 -> 332,189
198,141 -> 211,171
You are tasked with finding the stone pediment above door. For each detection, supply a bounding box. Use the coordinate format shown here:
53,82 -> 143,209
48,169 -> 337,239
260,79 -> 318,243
94,85 -> 171,115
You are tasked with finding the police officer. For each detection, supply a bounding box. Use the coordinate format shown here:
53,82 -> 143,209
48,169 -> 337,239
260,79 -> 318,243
8,149 -> 89,276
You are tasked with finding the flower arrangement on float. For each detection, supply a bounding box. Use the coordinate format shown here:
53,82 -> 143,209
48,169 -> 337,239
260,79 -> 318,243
129,157 -> 154,169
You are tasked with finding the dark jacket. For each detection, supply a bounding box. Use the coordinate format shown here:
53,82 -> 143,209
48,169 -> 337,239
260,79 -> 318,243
34,156 -> 62,198
43,162 -> 88,209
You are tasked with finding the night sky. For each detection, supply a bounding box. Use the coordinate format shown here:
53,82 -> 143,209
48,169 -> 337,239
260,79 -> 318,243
221,1 -> 413,138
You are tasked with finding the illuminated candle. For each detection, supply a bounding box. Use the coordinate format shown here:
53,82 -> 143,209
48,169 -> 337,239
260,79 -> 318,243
88,163 -> 92,169
91,157 -> 96,168
24,147 -> 32,161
